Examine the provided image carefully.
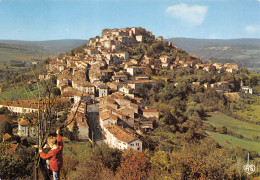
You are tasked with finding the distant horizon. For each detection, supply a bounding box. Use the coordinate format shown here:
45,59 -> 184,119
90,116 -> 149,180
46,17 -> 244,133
0,37 -> 260,42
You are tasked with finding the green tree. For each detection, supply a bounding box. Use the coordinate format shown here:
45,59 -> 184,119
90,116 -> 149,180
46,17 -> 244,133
0,121 -> 12,135
0,144 -> 34,179
71,120 -> 79,141
150,150 -> 171,172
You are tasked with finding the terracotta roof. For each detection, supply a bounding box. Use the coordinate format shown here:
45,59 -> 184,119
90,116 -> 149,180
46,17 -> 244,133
129,103 -> 138,109
82,83 -> 94,87
105,124 -> 137,143
77,121 -> 89,127
100,113 -> 118,121
129,97 -> 143,102
113,75 -> 127,78
0,99 -> 70,110
5,144 -> 18,154
142,109 -> 158,112
128,80 -> 155,84
18,120 -> 29,126
62,91 -> 89,97
127,66 -> 146,69
3,133 -> 12,141
101,70 -> 114,73
217,81 -> 229,84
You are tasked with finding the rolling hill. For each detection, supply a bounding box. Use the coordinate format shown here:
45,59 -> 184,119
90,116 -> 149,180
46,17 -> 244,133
0,39 -> 88,64
167,38 -> 260,72
0,38 -> 259,72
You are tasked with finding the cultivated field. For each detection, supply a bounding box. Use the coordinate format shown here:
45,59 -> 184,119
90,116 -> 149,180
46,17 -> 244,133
204,111 -> 260,157
205,111 -> 260,139
206,131 -> 260,155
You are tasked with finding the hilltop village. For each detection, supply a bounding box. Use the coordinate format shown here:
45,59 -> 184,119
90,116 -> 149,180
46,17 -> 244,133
0,27 -> 249,152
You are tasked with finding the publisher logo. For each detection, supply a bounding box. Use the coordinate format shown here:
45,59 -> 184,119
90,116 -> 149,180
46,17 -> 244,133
243,153 -> 255,175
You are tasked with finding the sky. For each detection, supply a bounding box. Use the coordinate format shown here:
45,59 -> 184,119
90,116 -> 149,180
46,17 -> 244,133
0,0 -> 259,41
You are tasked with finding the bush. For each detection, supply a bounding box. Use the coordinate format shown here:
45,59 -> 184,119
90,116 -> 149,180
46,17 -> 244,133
0,144 -> 34,179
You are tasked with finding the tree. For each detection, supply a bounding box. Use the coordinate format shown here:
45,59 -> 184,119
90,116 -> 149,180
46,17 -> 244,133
92,144 -> 122,172
0,144 -> 35,179
0,120 -> 12,135
52,87 -> 61,96
0,107 -> 10,114
71,120 -> 79,141
169,139 -> 238,179
150,150 -> 171,172
117,151 -> 149,180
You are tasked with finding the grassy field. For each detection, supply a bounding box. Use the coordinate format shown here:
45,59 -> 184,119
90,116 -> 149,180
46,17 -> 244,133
204,111 -> 260,160
0,84 -> 43,102
205,111 -> 260,139
206,131 -> 260,155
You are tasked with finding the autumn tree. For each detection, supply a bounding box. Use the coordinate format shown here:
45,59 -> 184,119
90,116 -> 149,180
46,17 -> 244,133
117,151 -> 149,180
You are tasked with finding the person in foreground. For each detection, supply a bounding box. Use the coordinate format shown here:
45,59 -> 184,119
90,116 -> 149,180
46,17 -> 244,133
39,129 -> 63,180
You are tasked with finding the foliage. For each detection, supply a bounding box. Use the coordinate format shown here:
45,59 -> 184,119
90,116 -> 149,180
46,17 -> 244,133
0,120 -> 12,135
0,107 -> 10,114
0,143 -> 35,179
116,150 -> 149,180
71,120 -> 79,141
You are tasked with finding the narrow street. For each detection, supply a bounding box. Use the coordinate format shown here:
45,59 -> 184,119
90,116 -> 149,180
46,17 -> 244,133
87,103 -> 105,143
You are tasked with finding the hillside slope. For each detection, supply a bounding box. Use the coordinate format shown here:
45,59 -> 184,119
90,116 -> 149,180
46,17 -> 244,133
0,39 -> 88,63
167,38 -> 260,72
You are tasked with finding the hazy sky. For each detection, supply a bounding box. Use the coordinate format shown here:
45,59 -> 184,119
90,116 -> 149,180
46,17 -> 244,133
0,0 -> 259,40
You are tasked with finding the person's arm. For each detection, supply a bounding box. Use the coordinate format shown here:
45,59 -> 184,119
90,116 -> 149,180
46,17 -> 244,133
39,150 -> 54,160
56,129 -> 63,147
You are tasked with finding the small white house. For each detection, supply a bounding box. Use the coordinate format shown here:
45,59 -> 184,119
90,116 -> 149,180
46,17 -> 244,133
241,86 -> 253,94
104,124 -> 142,151
18,120 -> 36,137
99,113 -> 118,129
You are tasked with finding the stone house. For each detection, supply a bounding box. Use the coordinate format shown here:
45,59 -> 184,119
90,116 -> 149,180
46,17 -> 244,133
115,51 -> 129,60
85,48 -> 100,55
103,124 -> 142,151
118,107 -> 135,118
18,119 -> 36,137
203,65 -> 216,72
160,56 -> 171,64
119,85 -> 134,95
211,81 -> 230,91
162,63 -> 170,69
128,80 -> 156,89
0,100 -> 38,114
224,63 -> 238,69
156,36 -> 163,41
226,68 -> 238,74
79,83 -> 95,95
106,82 -> 123,91
99,113 -> 118,129
241,86 -> 253,94
126,66 -> 146,76
135,35 -> 144,42
142,109 -> 159,120
112,75 -> 128,82
98,85 -> 109,98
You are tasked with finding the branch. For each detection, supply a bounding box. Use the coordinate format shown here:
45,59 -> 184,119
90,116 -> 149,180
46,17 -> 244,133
40,96 -> 83,148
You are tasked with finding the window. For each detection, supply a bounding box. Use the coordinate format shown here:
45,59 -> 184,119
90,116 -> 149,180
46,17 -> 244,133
136,143 -> 139,146
137,148 -> 140,151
